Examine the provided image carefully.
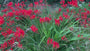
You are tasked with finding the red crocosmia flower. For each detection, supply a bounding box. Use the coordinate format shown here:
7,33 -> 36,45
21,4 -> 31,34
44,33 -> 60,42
2,42 -> 7,49
34,9 -> 40,14
86,10 -> 90,14
25,0 -> 27,2
10,7 -> 15,11
45,17 -> 51,23
22,9 -> 33,16
77,34 -> 80,37
66,8 -> 69,13
6,28 -> 13,35
14,28 -> 25,37
15,11 -> 21,16
20,1 -> 26,7
8,20 -> 15,26
84,8 -> 87,11
18,28 -> 25,37
61,4 -> 67,8
8,38 -> 15,45
58,8 -> 61,12
15,37 -> 20,42
59,16 -> 63,21
1,32 -> 7,37
15,3 -> 20,7
0,16 -> 4,25
7,18 -> 11,21
88,4 -> 90,7
60,0 -> 65,4
34,2 -> 39,6
52,41 -> 59,49
7,12 -> 14,17
47,38 -> 53,45
7,2 -> 13,7
84,25 -> 87,28
88,18 -> 90,21
80,0 -> 84,2
68,0 -> 78,7
76,18 -> 80,21
30,15 -> 36,19
1,9 -> 8,12
2,14 -> 7,17
30,25 -> 38,33
39,0 -> 43,3
55,19 -> 60,26
9,48 -> 13,51
39,17 -> 45,23
63,13 -> 70,19
0,4 -> 1,9
28,3 -> 33,7
61,36 -> 67,40
15,17 -> 20,20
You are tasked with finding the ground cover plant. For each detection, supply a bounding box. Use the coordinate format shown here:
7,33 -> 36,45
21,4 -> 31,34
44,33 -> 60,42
0,0 -> 90,51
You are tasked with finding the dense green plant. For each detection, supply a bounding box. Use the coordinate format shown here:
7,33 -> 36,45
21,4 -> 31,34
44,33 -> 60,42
0,0 -> 90,51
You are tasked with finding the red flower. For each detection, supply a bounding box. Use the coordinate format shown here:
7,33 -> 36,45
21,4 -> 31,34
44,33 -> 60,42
61,4 -> 67,8
59,16 -> 63,21
39,0 -> 43,3
30,25 -> 38,33
6,28 -> 13,35
80,0 -> 84,2
7,2 -> 13,7
15,3 -> 20,7
39,17 -> 45,23
8,48 -> 13,51
88,4 -> 90,7
0,4 -> 1,9
1,32 -> 7,37
66,8 -> 69,13
52,41 -> 59,49
23,9 -> 33,16
86,10 -> 90,14
7,12 -> 14,17
0,16 -> 4,25
28,3 -> 33,7
88,18 -> 90,21
2,42 -> 7,49
15,17 -> 20,20
1,9 -> 8,12
84,8 -> 87,11
76,18 -> 80,21
45,17 -> 51,23
34,9 -> 40,14
34,2 -> 39,6
61,36 -> 67,40
15,11 -> 21,16
7,37 -> 15,45
55,19 -> 60,26
60,0 -> 65,4
14,28 -> 25,37
58,8 -> 61,12
47,38 -> 53,45
30,15 -> 36,19
77,34 -> 80,37
68,0 -> 78,7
